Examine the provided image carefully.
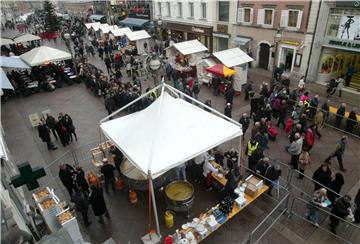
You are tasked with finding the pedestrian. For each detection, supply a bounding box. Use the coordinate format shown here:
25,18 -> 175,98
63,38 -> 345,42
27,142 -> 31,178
88,185 -> 110,224
335,76 -> 344,97
305,127 -> 315,152
193,152 -> 209,183
74,166 -> 90,197
255,157 -> 270,178
212,76 -> 220,96
313,109 -> 324,138
264,164 -> 281,197
104,56 -> 112,74
37,120 -> 57,150
354,189 -> 360,224
192,81 -> 201,100
223,166 -> 241,198
345,109 -> 357,134
277,100 -> 288,129
225,85 -> 235,105
312,162 -> 332,191
224,103 -> 232,118
325,135 -> 347,172
71,188 -> 91,227
59,164 -> 76,196
100,158 -> 116,194
345,63 -> 354,87
308,95 -> 320,119
251,122 -> 260,139
203,156 -> 219,191
239,113 -> 250,135
298,76 -> 305,91
286,133 -> 303,170
306,188 -> 328,227
224,148 -> 238,171
98,46 -> 104,59
45,113 -> 58,140
321,100 -> 330,126
335,103 -> 346,129
298,147 -> 310,179
176,163 -> 187,181
63,114 -> 77,142
245,139 -> 259,171
327,173 -> 344,207
329,195 -> 352,234
109,145 -> 123,175
55,117 -> 70,147
126,62 -> 132,77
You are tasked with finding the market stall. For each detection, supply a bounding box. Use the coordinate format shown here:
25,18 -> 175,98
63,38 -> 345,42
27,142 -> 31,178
197,58 -> 217,85
168,40 -> 209,83
85,22 -> 101,30
13,33 -> 41,44
125,30 -> 151,55
19,46 -> 71,67
213,48 -> 253,92
0,38 -> 15,46
99,83 -> 242,242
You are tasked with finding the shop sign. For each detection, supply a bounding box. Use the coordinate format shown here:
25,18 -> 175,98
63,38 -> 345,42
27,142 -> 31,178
165,22 -> 213,36
217,24 -> 228,33
335,1 -> 360,8
328,39 -> 360,49
191,27 -> 205,34
281,40 -> 301,46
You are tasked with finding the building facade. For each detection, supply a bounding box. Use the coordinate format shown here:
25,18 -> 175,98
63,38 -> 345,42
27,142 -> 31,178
63,0 -> 94,19
0,1 -> 32,23
152,0 -> 215,51
307,1 -> 360,89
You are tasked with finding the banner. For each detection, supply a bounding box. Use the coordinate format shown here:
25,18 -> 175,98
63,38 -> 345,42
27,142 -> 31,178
337,15 -> 360,40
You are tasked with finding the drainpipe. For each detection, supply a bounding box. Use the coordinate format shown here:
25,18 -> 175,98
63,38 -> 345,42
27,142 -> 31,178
304,0 -> 322,82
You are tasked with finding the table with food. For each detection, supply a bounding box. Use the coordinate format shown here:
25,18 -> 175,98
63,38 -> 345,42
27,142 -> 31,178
169,162 -> 269,244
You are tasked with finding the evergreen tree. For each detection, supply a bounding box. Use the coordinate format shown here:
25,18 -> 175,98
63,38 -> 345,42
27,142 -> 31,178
43,0 -> 59,33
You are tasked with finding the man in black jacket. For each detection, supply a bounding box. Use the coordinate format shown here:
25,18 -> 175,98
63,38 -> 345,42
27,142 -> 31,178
71,188 -> 91,227
100,158 -> 116,194
38,120 -> 57,150
239,113 -> 250,135
329,195 -> 351,234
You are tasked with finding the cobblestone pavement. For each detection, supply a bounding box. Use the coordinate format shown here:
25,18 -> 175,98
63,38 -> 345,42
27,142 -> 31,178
1,29 -> 359,244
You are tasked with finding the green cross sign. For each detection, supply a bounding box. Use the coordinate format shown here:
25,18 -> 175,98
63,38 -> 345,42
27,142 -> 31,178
10,161 -> 46,191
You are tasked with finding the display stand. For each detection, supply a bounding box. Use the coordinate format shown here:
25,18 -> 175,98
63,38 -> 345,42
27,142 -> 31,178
57,209 -> 83,244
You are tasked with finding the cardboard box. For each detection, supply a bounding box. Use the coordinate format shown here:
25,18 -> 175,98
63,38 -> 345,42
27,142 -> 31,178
245,175 -> 263,189
245,184 -> 258,197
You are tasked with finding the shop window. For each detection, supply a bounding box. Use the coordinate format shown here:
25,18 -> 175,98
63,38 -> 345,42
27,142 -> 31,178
238,8 -> 253,23
201,3 -> 207,19
217,37 -> 228,51
319,55 -> 334,74
218,1 -> 230,22
264,9 -> 274,26
326,15 -> 341,37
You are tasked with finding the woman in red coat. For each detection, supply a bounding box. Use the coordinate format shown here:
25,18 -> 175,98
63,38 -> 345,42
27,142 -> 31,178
306,126 -> 315,152
285,117 -> 293,135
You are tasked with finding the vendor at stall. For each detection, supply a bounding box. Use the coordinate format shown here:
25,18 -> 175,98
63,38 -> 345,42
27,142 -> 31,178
203,157 -> 219,191
223,167 -> 241,199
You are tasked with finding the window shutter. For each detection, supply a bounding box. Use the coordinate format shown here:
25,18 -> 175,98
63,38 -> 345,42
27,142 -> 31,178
296,10 -> 303,29
280,10 -> 289,27
257,9 -> 264,25
237,8 -> 244,23
250,8 -> 254,24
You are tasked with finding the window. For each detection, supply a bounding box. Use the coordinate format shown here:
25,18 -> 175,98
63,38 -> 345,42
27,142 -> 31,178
201,3 -> 207,19
257,8 -> 273,26
189,3 -> 194,18
217,37 -> 228,51
218,1 -> 230,22
178,2 -> 182,17
157,2 -> 161,16
237,8 -> 253,23
280,9 -> 303,29
288,10 -> 299,27
166,2 -> 170,16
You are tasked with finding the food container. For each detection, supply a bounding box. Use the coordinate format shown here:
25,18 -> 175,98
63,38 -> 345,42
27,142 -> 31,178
33,187 -> 51,203
206,216 -> 218,232
57,210 -> 74,225
56,209 -> 82,243
245,184 -> 258,197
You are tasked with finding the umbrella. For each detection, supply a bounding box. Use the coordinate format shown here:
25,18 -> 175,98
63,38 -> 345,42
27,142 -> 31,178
0,38 -> 15,46
0,68 -> 14,90
13,33 -> 41,43
20,46 -> 71,67
0,56 -> 30,69
206,63 -> 237,78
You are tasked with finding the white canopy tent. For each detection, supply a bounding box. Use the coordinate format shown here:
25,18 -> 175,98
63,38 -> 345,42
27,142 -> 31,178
100,25 -> 119,35
213,47 -> 253,68
0,56 -> 30,69
173,39 -> 208,56
0,126 -> 9,160
20,46 -> 71,67
110,27 -> 132,37
125,30 -> 151,55
0,68 -> 14,90
100,83 -> 242,239
0,38 -> 15,46
13,34 -> 41,43
125,30 -> 151,41
85,22 -> 101,29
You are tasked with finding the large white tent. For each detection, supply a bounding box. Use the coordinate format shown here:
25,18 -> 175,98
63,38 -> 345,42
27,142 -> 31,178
0,38 -> 15,46
173,39 -> 208,56
110,27 -> 132,37
213,47 -> 253,68
125,30 -> 151,41
0,68 -> 14,90
100,83 -> 242,238
20,46 -> 71,67
0,56 -> 30,69
13,33 -> 41,43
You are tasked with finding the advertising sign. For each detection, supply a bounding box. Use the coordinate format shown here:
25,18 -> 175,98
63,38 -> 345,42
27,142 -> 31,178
337,15 -> 360,40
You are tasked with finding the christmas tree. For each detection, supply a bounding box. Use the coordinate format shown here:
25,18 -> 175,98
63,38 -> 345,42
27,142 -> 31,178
43,0 -> 60,33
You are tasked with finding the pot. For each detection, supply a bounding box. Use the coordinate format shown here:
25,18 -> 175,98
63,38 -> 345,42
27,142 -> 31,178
165,181 -> 194,213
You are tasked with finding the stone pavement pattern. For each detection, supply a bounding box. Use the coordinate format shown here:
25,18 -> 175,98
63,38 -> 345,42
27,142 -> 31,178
1,29 -> 359,244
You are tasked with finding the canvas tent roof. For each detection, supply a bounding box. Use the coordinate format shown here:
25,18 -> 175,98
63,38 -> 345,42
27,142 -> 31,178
110,27 -> 132,37
100,88 -> 242,178
119,17 -> 149,28
125,30 -> 151,41
0,38 -> 15,46
85,22 -> 101,29
0,56 -> 30,69
13,33 -> 41,43
173,40 -> 208,56
213,48 -> 254,68
20,46 -> 71,66
101,25 -> 119,34
0,68 -> 14,90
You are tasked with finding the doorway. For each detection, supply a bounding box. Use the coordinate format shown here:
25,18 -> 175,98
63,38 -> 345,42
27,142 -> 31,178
282,48 -> 294,71
259,43 -> 270,70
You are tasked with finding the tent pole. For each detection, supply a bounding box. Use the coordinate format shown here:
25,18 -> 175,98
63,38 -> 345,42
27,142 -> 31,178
238,135 -> 245,179
149,171 -> 161,237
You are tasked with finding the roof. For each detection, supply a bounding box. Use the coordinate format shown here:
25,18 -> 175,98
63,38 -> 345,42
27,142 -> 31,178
173,40 -> 208,56
0,68 -> 14,90
85,22 -> 101,29
89,14 -> 105,21
125,30 -> 150,41
119,17 -> 149,28
0,56 -> 30,69
213,48 -> 254,67
20,46 -> 71,67
13,33 -> 41,43
0,38 -> 15,46
110,27 -> 132,37
100,86 -> 242,178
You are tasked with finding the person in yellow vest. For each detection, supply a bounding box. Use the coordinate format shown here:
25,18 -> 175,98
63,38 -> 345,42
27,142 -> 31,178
246,139 -> 259,171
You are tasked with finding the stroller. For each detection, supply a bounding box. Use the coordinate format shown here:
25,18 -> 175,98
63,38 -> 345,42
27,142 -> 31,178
326,79 -> 338,96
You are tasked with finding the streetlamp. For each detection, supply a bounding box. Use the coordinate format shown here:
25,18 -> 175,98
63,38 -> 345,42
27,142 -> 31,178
64,33 -> 78,75
273,29 -> 282,79
148,54 -> 162,86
